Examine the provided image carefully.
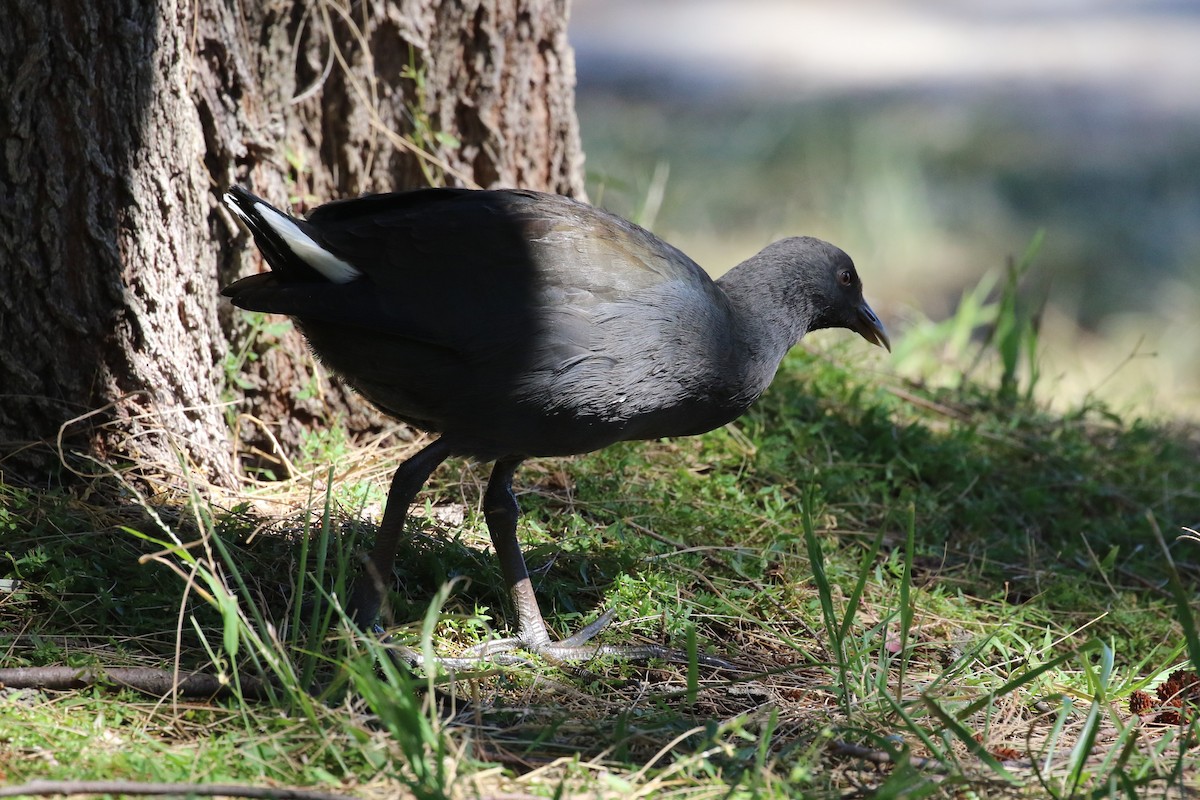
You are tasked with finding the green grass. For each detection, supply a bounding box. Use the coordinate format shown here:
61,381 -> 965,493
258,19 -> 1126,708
2,275 -> 1199,797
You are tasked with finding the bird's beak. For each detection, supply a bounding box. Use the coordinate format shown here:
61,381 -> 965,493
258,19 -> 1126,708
854,301 -> 891,352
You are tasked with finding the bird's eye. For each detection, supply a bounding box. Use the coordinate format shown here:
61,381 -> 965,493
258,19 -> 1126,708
838,269 -> 853,287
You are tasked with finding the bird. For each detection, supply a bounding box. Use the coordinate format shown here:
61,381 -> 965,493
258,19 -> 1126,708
222,185 -> 889,665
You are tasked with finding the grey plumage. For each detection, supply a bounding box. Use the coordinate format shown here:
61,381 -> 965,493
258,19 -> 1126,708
223,185 -> 889,662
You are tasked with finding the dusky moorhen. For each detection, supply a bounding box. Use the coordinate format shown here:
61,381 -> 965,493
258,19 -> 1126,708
223,186 -> 889,664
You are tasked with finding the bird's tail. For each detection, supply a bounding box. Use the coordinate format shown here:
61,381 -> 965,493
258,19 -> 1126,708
223,186 -> 360,284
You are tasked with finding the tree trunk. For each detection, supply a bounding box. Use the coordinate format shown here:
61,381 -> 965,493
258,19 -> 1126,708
0,0 -> 584,487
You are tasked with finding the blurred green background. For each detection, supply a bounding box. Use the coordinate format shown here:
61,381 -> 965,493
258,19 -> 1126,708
570,0 -> 1200,419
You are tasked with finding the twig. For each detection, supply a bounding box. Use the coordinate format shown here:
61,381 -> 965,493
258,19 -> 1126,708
885,385 -> 969,422
0,666 -> 270,700
0,780 -> 353,800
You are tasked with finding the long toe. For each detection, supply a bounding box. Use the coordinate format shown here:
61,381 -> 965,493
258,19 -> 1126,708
383,638 -> 538,671
460,609 -> 736,670
377,629 -> 736,673
537,640 -> 736,670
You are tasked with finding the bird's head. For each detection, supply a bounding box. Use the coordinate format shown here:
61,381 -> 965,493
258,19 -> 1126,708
794,237 -> 890,352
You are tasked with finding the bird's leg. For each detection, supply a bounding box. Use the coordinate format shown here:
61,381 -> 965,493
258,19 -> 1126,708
478,456 -> 556,650
461,458 -> 733,668
349,438 -> 453,628
354,451 -> 731,670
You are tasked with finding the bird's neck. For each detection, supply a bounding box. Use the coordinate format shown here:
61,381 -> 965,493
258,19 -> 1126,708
716,265 -> 814,405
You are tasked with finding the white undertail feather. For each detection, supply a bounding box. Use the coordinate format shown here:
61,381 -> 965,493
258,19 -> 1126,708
234,196 -> 361,284
223,192 -> 254,225
254,202 -> 361,283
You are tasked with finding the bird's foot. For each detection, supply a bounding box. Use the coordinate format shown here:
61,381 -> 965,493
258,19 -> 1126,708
379,607 -> 735,672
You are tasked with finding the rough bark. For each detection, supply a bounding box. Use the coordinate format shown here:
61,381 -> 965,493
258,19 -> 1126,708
0,0 -> 584,487
1,0 -> 231,485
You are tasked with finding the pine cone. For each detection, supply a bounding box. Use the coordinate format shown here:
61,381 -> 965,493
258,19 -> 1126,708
1129,691 -> 1154,715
